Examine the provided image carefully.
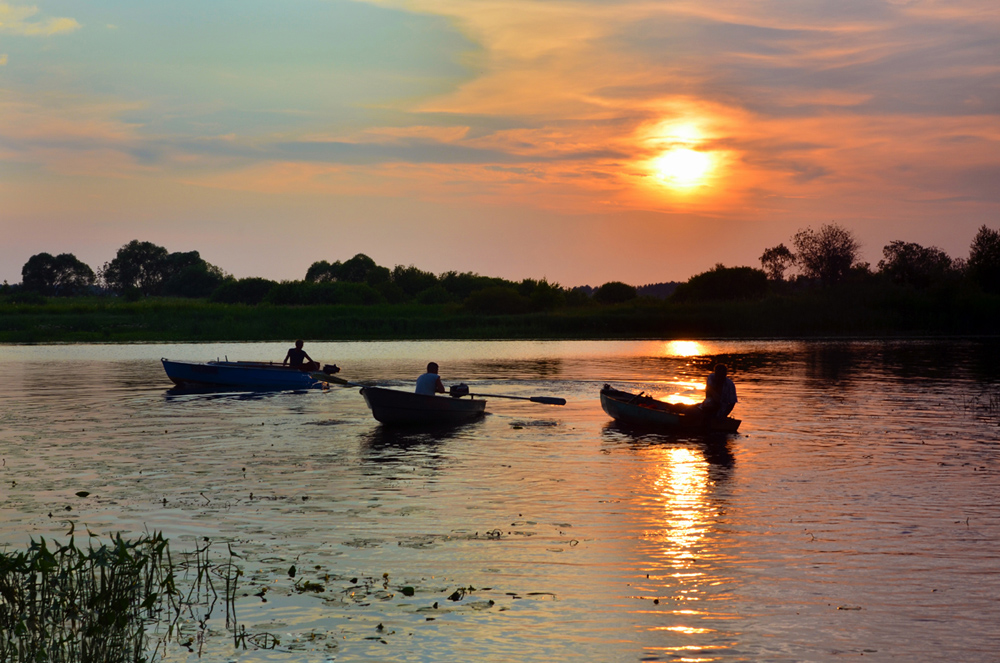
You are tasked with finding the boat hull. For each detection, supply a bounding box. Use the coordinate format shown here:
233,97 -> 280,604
161,359 -> 324,390
600,385 -> 740,433
360,386 -> 486,425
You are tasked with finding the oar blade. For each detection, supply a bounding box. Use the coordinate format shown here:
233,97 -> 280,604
311,372 -> 351,386
529,396 -> 566,406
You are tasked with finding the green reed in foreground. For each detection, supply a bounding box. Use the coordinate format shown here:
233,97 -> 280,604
0,532 -> 248,663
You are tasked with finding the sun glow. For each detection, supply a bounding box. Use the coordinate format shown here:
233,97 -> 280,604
653,148 -> 713,188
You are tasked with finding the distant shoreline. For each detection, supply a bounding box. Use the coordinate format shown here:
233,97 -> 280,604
2,293 -> 999,343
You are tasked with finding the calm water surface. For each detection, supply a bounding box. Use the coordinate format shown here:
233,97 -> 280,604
1,339 -> 999,662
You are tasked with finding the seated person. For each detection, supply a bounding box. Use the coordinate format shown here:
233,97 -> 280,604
415,362 -> 445,395
283,339 -> 320,372
701,363 -> 737,418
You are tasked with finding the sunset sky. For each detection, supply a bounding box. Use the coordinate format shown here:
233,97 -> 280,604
2,0 -> 999,287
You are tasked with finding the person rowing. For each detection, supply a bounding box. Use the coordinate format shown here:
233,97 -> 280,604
415,362 -> 446,395
700,363 -> 737,418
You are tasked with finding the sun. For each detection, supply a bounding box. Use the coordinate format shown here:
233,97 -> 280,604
652,148 -> 713,188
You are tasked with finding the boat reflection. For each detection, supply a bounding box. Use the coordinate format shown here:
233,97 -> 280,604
164,385 -> 313,401
360,421 -> 477,459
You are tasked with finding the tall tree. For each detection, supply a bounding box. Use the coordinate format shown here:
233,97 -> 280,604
792,223 -> 861,285
100,240 -> 170,295
391,264 -> 438,297
760,244 -> 795,281
21,253 -> 96,296
877,241 -> 954,289
967,225 -> 1000,294
339,254 -> 390,285
305,260 -> 342,283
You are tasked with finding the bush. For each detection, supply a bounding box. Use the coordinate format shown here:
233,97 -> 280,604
671,265 -> 769,302
415,285 -> 456,305
463,287 -> 531,314
210,278 -> 278,305
7,290 -> 47,305
263,281 -> 385,305
593,281 -> 637,304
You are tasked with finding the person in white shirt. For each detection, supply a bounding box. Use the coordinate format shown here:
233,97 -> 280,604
702,363 -> 737,418
415,362 -> 445,395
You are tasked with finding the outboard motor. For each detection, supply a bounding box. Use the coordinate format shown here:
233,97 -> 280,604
449,383 -> 470,398
322,364 -> 340,375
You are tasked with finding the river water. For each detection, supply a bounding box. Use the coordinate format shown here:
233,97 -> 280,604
1,339 -> 998,662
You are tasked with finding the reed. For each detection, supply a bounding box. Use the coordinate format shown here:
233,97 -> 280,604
1,288 -> 998,342
0,531 -> 250,663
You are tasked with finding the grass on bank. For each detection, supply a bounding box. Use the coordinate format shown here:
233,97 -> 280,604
1,287 -> 999,343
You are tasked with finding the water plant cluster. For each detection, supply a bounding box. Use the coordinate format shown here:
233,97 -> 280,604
0,531 -> 245,663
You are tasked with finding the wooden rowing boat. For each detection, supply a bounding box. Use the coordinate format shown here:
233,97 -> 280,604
360,386 -> 486,425
600,384 -> 740,433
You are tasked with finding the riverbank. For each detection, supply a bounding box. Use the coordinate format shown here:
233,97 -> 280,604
2,290 -> 998,342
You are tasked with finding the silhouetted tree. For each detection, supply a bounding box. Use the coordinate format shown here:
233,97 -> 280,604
100,240 -> 170,295
305,260 -> 342,283
21,252 -> 95,296
163,261 -> 228,298
391,265 -> 438,297
306,254 -> 391,286
671,264 -> 768,302
340,254 -> 390,285
760,243 -> 795,281
593,281 -> 637,304
967,225 -> 1000,294
877,241 -> 954,289
792,223 -> 861,285
440,271 -> 511,299
636,282 -> 680,299
528,279 -> 566,311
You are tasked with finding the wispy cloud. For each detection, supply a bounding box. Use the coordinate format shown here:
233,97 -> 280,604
0,3 -> 80,36
2,0 -> 999,285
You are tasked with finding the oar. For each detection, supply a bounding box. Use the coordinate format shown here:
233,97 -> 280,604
467,392 -> 566,406
310,373 -> 365,388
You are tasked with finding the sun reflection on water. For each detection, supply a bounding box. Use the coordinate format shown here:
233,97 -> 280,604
642,445 -> 723,658
663,340 -> 705,357
653,447 -> 711,565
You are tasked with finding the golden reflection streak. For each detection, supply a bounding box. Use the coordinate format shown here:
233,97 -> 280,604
648,446 -> 716,651
651,447 -> 711,566
663,340 -> 705,357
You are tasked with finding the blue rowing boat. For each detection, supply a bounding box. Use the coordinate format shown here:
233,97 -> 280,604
161,358 -> 335,390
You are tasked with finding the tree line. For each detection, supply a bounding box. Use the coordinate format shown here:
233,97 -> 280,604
6,240 -> 640,312
6,224 -> 1000,311
671,223 -> 1000,302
